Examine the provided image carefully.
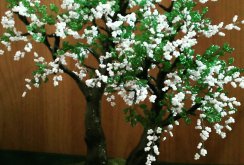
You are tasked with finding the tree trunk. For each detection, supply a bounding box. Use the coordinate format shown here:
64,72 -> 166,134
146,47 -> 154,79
126,129 -> 149,165
85,92 -> 108,165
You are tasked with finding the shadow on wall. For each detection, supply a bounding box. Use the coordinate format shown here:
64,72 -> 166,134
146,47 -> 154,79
0,150 -> 210,165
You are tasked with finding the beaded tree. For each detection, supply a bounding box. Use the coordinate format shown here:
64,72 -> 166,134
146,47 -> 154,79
0,0 -> 243,165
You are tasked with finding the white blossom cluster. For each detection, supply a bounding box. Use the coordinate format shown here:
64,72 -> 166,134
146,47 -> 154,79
162,71 -> 183,92
61,48 -> 90,78
162,30 -> 197,61
91,1 -> 116,19
189,61 -> 244,89
22,52 -> 64,97
194,119 -> 211,160
202,15 -> 242,38
85,69 -> 108,88
1,10 -> 28,51
0,0 -> 244,164
199,0 -> 218,4
0,49 -> 4,55
55,22 -> 67,39
98,1 -> 234,103
1,11 -> 15,29
12,1 -> 29,17
13,42 -> 33,61
145,127 -> 162,165
162,122 -> 180,141
144,122 -> 180,165
171,92 -> 186,116
11,0 -> 45,39
164,60 -> 244,160
55,15 -> 84,39
117,80 -> 149,106
173,3 -> 243,40
194,114 -> 235,160
82,26 -> 99,44
104,92 -> 116,107
61,0 -> 80,10
192,90 -> 241,159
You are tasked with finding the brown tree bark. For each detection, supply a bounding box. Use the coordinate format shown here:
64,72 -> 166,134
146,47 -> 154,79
85,89 -> 108,165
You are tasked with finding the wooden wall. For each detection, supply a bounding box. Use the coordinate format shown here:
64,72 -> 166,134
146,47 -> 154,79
0,0 -> 243,164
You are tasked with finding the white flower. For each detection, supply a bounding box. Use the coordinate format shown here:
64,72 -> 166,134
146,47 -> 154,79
144,147 -> 150,152
14,51 -> 25,61
85,79 -> 96,88
61,0 -> 76,10
101,75 -> 108,83
232,15 -> 238,22
12,2 -> 29,17
26,84 -> 32,90
24,43 -> 32,52
199,0 -> 208,3
156,127 -> 162,134
197,143 -> 203,149
147,129 -> 154,135
22,91 -> 27,98
0,49 -> 4,55
149,95 -> 157,103
53,75 -> 63,87
218,32 -> 226,36
200,148 -> 207,156
239,82 -> 244,88
106,21 -> 123,31
55,22 -> 67,38
91,2 -> 115,19
194,153 -> 200,160
153,145 -> 160,155
1,15 -> 15,29
82,26 -> 98,44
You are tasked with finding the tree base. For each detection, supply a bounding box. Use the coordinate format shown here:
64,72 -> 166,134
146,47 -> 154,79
71,158 -> 126,165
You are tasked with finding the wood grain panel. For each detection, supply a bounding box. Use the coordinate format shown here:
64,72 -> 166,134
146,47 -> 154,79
0,0 -> 243,164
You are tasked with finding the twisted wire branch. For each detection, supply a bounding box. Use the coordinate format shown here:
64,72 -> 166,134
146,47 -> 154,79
15,13 -> 89,96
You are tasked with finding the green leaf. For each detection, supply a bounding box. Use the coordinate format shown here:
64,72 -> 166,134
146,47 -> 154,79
228,57 -> 234,65
139,104 -> 147,111
50,3 -> 59,13
223,43 -> 234,53
201,7 -> 209,15
123,107 -> 138,127
191,11 -> 202,22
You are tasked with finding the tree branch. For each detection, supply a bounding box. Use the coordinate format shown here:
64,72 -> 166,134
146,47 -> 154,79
87,48 -> 100,62
46,33 -> 56,38
161,103 -> 202,127
98,26 -> 108,33
43,36 -> 53,53
137,58 -> 159,95
157,1 -> 174,13
120,0 -> 129,16
15,13 -> 30,25
111,0 -> 129,21
15,13 -> 89,96
60,64 -> 89,96
51,36 -> 90,96
52,36 -> 60,54
21,33 -> 30,36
